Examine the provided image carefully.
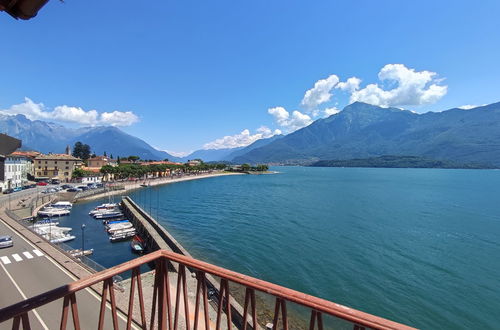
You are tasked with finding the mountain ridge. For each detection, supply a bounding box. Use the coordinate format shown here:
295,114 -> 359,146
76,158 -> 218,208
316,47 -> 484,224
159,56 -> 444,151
233,101 -> 500,166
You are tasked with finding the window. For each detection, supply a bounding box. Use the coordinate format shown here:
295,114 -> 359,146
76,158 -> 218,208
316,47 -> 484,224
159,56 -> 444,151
43,171 -> 47,175
66,161 -> 69,164
45,161 -> 47,164
64,172 -> 69,176
37,172 -> 41,176
55,161 -> 58,164
65,166 -> 69,169
38,166 -> 41,169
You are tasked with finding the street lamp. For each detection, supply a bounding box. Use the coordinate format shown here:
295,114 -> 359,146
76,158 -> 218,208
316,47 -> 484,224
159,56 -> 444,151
81,224 -> 86,255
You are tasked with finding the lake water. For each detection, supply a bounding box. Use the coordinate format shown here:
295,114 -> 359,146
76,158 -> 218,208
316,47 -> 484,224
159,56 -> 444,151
67,167 -> 500,329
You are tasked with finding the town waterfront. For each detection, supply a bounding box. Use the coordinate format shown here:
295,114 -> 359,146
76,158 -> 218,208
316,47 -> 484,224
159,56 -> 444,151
67,166 -> 500,329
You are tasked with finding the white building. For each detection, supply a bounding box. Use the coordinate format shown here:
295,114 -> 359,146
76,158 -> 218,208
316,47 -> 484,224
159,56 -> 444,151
1,154 -> 28,191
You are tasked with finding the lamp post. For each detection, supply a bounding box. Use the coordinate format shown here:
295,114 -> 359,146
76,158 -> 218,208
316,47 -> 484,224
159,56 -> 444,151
81,224 -> 86,255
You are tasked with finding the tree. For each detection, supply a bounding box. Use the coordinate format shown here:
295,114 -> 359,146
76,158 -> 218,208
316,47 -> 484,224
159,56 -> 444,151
72,168 -> 86,178
163,158 -> 169,162
104,151 -> 107,157
128,155 -> 140,162
110,153 -> 113,159
241,163 -> 251,172
72,141 -> 91,160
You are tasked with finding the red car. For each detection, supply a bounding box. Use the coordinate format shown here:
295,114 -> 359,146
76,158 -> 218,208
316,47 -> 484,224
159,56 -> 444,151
36,181 -> 48,186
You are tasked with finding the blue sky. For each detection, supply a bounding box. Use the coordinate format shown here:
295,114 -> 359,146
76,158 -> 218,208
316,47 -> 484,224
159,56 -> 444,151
1,0 -> 499,155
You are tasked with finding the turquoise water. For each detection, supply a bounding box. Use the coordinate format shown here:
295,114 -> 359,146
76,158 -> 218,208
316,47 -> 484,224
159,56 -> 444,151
68,167 -> 500,329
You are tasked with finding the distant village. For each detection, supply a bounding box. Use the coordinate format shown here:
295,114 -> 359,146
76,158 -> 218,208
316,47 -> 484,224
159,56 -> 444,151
0,133 -> 268,193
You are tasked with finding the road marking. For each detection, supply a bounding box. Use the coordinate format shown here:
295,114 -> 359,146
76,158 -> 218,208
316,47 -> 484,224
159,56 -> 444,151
12,253 -> 22,262
23,251 -> 34,259
0,256 -> 11,264
0,218 -> 137,329
0,261 -> 49,329
33,249 -> 44,257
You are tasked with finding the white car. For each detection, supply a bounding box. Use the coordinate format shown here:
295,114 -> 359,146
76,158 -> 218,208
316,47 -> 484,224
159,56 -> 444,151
0,235 -> 13,248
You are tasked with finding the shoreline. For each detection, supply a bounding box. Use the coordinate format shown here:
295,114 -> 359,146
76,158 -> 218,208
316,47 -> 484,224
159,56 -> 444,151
75,171 -> 244,202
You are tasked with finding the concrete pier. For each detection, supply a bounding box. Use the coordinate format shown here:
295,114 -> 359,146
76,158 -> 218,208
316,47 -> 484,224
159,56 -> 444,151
121,196 -> 251,329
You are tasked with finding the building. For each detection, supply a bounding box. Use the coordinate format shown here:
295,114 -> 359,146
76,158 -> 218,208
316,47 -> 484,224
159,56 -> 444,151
87,156 -> 116,168
0,154 -> 28,192
10,150 -> 41,179
0,134 -> 23,192
34,154 -> 82,183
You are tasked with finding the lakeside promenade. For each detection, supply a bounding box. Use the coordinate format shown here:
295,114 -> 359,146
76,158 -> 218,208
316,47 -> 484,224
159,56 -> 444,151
77,171 -> 243,202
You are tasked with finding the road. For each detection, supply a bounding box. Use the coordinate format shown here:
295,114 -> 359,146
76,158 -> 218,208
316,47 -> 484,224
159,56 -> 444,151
0,217 -> 131,329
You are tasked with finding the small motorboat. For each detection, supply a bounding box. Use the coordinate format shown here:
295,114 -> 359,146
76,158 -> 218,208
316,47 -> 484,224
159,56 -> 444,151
89,203 -> 119,215
130,235 -> 145,254
94,211 -> 124,219
109,231 -> 136,242
106,222 -> 134,233
50,201 -> 73,209
38,207 -> 71,217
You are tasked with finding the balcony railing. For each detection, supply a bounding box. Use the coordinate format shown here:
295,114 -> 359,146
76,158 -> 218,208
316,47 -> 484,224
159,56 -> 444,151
0,250 -> 415,330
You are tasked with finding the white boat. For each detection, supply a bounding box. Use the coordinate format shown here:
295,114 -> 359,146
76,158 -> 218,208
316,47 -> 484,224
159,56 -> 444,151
50,235 -> 76,243
30,221 -> 60,229
109,231 -> 136,242
94,211 -> 124,219
106,222 -> 133,233
38,207 -> 71,217
89,203 -> 119,215
108,227 -> 136,235
50,201 -> 73,209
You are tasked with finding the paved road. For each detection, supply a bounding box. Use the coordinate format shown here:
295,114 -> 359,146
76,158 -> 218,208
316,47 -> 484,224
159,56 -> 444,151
0,218 -> 132,329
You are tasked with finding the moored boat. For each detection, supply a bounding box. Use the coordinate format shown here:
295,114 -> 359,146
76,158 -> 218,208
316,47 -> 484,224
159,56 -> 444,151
130,235 -> 145,254
94,211 -> 124,219
109,231 -> 135,242
38,207 -> 71,217
50,201 -> 73,209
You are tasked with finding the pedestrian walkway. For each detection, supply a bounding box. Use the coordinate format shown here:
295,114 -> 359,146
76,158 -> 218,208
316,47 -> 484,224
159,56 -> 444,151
0,249 -> 44,265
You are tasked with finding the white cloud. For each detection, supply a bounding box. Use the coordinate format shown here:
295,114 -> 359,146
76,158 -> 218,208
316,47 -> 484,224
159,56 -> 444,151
268,106 -> 313,132
336,77 -> 361,93
0,97 -> 139,126
350,64 -> 447,107
203,126 -> 281,150
301,74 -> 339,110
323,107 -> 341,117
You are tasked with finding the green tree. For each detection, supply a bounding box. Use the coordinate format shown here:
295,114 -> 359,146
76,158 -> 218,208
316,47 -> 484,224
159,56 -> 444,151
241,163 -> 251,172
128,155 -> 140,162
72,141 -> 91,160
103,151 -> 107,157
72,168 -> 86,178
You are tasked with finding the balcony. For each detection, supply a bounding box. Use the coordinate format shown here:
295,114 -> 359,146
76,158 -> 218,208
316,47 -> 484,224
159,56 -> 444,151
0,250 -> 414,330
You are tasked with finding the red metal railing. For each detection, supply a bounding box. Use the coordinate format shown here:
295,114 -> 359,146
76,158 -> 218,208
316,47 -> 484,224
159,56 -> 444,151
0,250 -> 415,330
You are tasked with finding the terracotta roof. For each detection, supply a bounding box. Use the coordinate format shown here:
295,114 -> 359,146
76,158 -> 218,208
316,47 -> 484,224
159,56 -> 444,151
35,154 -> 81,161
10,151 -> 41,158
81,167 -> 101,173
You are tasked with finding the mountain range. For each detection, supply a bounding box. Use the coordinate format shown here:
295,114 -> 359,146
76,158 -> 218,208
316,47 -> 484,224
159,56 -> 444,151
0,114 -> 180,161
233,102 -> 500,166
2,101 -> 500,166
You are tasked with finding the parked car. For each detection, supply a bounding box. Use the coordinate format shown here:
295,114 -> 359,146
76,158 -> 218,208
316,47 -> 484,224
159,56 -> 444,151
61,184 -> 72,189
0,235 -> 13,249
2,189 -> 14,194
96,183 -> 104,188
51,179 -> 61,184
36,181 -> 48,186
42,188 -> 56,194
77,186 -> 89,191
67,187 -> 81,192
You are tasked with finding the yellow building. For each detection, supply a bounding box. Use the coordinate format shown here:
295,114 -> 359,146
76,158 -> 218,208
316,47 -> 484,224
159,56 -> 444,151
34,154 -> 82,182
